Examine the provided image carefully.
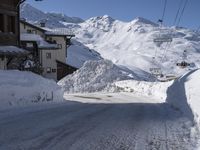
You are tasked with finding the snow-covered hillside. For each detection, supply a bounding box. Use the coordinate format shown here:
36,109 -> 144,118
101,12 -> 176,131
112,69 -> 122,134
21,4 -> 200,77
67,40 -> 102,68
20,3 -> 84,28
73,16 -> 200,77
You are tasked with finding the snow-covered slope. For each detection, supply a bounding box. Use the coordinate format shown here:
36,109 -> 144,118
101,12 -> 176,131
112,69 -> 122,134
21,4 -> 200,77
67,40 -> 102,68
0,70 -> 63,109
20,3 -> 84,28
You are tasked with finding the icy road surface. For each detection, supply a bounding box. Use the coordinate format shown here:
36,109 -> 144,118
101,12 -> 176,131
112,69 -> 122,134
0,93 -> 197,150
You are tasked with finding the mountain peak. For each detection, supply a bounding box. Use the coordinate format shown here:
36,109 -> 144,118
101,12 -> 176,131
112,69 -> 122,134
20,3 -> 84,27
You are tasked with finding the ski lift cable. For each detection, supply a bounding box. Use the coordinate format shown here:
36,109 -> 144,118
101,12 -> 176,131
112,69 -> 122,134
173,0 -> 184,25
153,0 -> 168,60
160,0 -> 190,69
177,0 -> 189,26
161,0 -> 187,63
195,25 -> 200,33
161,0 -> 168,22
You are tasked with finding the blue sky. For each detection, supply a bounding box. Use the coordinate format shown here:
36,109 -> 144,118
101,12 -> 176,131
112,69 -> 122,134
27,0 -> 200,29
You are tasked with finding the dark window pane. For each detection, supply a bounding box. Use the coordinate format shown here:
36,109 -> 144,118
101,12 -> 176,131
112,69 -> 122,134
0,14 -> 4,33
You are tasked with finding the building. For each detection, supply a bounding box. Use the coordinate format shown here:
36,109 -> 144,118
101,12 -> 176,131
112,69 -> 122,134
0,0 -> 28,69
20,20 -> 77,81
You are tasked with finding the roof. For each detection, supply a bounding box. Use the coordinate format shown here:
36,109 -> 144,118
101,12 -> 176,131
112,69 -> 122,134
20,33 -> 59,50
20,20 -> 75,37
20,20 -> 46,33
45,29 -> 75,37
0,46 -> 29,56
56,60 -> 78,70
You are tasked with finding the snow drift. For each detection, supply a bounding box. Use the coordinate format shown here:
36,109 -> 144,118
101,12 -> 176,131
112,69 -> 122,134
115,80 -> 173,101
58,60 -> 154,93
0,70 -> 63,109
166,69 -> 200,123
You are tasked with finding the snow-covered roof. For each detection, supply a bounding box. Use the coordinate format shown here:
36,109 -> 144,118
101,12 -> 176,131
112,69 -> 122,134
20,33 -> 59,49
0,46 -> 28,56
45,29 -> 75,37
20,20 -> 75,37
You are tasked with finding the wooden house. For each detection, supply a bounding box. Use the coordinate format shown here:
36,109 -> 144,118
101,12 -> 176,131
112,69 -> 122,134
0,0 -> 28,69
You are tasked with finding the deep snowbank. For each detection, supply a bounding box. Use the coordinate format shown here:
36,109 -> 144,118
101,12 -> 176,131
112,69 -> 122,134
58,60 -> 154,93
166,69 -> 200,122
0,70 -> 63,109
115,80 -> 173,101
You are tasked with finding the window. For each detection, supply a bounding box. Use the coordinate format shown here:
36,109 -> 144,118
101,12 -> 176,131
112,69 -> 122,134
32,30 -> 37,34
58,44 -> 62,49
46,67 -> 51,73
27,29 -> 32,33
46,53 -> 51,59
7,16 -> 16,34
0,14 -> 4,33
26,43 -> 34,48
52,69 -> 57,73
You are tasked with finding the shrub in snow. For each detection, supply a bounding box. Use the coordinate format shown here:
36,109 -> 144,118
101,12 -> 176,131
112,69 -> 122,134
58,60 -> 145,93
0,70 -> 63,109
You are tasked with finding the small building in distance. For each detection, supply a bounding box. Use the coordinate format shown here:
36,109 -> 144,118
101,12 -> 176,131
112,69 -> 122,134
0,0 -> 28,69
20,20 -> 77,81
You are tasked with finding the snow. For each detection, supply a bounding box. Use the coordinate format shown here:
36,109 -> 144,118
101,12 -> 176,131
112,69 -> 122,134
67,40 -> 102,68
166,69 -> 200,125
65,16 -> 199,77
0,46 -> 28,54
20,33 -> 59,49
0,92 -> 197,150
0,70 -> 63,110
45,28 -> 74,36
58,60 -> 155,93
114,80 -> 173,101
20,3 -> 84,28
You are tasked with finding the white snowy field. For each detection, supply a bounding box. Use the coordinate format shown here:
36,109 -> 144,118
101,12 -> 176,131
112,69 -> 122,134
0,70 -> 63,110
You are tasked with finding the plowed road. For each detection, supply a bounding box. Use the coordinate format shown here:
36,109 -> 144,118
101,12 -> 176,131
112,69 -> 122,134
0,93 -> 197,150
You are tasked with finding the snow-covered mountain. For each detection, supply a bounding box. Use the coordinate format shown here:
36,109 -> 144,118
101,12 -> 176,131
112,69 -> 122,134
20,3 -> 84,28
73,16 -> 200,76
20,4 -> 200,77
